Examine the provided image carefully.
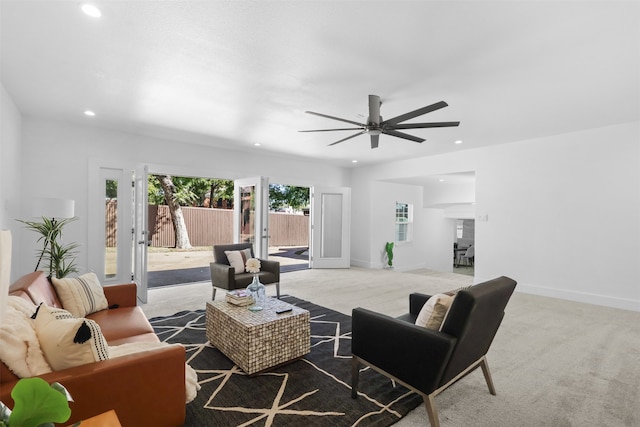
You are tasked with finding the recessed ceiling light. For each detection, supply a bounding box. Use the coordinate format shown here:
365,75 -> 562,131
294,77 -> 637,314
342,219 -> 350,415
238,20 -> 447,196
254,143 -> 261,147
84,110 -> 96,117
81,4 -> 102,18
454,140 -> 463,144
439,179 -> 445,182
352,160 -> 358,163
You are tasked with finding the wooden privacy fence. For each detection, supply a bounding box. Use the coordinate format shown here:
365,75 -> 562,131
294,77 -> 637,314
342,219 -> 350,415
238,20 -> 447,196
106,203 -> 309,248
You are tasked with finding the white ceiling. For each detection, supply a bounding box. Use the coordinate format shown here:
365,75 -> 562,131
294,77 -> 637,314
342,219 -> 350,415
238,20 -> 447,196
1,1 -> 638,167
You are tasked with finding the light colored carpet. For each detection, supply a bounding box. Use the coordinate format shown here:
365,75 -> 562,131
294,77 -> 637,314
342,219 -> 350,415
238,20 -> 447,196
141,267 -> 640,427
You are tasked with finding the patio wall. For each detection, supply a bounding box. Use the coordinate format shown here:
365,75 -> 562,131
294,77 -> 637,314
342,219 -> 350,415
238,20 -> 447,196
106,202 -> 308,248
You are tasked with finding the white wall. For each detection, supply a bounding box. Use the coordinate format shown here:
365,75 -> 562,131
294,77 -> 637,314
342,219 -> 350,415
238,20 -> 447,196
17,116 -> 351,277
353,181 -> 428,271
423,209 -> 457,272
352,121 -> 640,311
422,179 -> 475,207
475,122 -> 639,311
0,84 -> 23,281
349,173 -> 372,268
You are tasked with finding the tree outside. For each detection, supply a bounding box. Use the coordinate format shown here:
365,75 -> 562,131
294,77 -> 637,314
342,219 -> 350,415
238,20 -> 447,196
269,185 -> 309,212
149,175 -> 235,249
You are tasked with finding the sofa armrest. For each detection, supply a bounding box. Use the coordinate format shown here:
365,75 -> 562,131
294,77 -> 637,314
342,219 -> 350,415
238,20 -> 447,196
352,307 -> 456,395
409,293 -> 431,316
0,345 -> 186,427
210,262 -> 234,289
103,282 -> 138,308
259,259 -> 280,282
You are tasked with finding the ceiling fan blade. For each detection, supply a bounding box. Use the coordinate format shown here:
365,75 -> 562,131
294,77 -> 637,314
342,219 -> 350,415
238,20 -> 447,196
383,129 -> 425,143
383,101 -> 449,126
299,127 -> 364,133
305,111 -> 365,127
390,121 -> 460,129
368,95 -> 381,125
328,130 -> 366,146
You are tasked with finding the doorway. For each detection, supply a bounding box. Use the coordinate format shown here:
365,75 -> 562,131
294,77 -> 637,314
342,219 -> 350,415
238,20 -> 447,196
144,176 -> 313,288
453,219 -> 475,277
98,166 -> 351,292
266,183 -> 310,273
145,174 -> 234,289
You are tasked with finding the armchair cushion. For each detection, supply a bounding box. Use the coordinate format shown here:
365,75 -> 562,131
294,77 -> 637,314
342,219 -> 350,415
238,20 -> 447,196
34,304 -> 109,371
415,293 -> 454,330
352,307 -> 457,393
51,272 -> 108,317
224,249 -> 252,274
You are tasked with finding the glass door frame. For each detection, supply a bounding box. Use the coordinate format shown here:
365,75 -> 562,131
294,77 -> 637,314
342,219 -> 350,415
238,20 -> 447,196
309,186 -> 351,268
88,161 -> 134,286
233,176 -> 269,258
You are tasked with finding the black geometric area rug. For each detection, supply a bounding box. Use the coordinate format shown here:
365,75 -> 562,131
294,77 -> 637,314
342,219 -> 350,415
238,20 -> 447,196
150,295 -> 423,426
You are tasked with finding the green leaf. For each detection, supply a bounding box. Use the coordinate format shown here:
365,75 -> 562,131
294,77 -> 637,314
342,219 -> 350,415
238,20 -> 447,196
9,378 -> 71,427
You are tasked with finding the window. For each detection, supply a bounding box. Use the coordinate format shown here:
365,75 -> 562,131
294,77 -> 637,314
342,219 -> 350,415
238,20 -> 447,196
395,202 -> 412,242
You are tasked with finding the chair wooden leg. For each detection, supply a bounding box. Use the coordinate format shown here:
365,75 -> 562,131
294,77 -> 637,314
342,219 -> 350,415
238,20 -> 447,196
424,394 -> 440,427
480,357 -> 497,395
351,356 -> 359,399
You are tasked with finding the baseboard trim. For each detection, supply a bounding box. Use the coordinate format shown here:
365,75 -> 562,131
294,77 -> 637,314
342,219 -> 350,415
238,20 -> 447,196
511,281 -> 640,312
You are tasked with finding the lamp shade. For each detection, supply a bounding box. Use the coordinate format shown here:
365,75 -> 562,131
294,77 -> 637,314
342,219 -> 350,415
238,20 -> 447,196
31,198 -> 75,219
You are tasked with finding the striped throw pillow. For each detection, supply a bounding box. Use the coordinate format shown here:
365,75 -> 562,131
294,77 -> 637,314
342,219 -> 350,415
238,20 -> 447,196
51,272 -> 108,317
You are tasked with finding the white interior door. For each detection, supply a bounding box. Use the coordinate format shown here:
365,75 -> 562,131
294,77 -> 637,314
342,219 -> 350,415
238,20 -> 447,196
88,163 -> 134,287
133,165 -> 149,303
233,176 -> 269,258
309,186 -> 351,268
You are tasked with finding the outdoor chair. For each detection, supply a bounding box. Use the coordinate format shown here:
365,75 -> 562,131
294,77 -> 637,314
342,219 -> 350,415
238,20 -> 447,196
210,243 -> 280,300
351,276 -> 517,427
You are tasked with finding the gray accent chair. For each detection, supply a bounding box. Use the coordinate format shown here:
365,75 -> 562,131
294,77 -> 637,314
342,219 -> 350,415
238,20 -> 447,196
210,243 -> 280,300
351,276 -> 517,427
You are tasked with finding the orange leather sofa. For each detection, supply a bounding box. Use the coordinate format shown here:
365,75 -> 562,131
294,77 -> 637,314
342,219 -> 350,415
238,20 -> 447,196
1,271 -> 186,427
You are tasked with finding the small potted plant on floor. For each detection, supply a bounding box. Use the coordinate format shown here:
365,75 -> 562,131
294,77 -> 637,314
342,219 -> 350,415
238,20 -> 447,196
384,242 -> 394,269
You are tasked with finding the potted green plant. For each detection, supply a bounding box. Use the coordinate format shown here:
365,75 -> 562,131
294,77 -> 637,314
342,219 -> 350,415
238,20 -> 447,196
384,242 -> 394,269
0,378 -> 73,427
17,216 -> 79,278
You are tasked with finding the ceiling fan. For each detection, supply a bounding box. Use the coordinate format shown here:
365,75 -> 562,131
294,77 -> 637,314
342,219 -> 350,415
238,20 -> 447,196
300,94 -> 460,149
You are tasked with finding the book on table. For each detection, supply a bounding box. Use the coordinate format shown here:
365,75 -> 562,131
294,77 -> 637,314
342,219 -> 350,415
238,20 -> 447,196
226,290 -> 253,306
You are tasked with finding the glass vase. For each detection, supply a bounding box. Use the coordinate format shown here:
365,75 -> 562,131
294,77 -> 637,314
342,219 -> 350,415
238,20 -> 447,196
246,274 -> 266,311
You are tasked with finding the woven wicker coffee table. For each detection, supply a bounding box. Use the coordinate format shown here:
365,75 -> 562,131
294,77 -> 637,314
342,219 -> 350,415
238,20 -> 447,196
206,298 -> 310,375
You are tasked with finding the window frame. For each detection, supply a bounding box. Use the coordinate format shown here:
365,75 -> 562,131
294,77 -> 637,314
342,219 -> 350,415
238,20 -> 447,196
394,201 -> 413,243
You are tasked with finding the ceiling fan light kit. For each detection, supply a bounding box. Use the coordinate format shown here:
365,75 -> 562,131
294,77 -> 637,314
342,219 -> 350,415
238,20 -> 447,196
300,94 -> 460,149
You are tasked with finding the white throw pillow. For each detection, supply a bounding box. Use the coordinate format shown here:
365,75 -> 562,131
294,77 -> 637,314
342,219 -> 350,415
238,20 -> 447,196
224,249 -> 252,274
0,298 -> 52,377
51,272 -> 108,317
415,294 -> 454,330
34,304 -> 109,371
